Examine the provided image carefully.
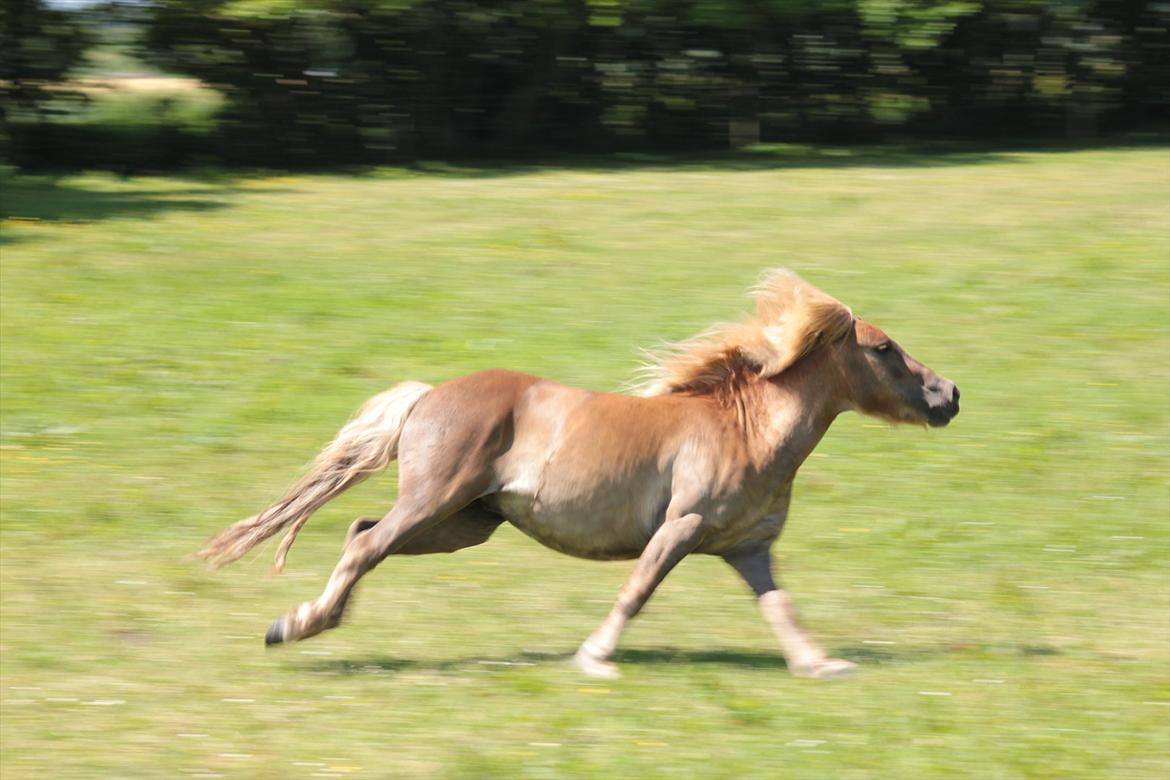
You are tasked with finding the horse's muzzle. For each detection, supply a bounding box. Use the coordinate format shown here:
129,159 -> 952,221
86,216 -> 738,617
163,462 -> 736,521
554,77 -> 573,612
926,381 -> 959,427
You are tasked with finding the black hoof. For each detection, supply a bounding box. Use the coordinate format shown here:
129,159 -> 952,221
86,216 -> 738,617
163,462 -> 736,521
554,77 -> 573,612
265,619 -> 285,646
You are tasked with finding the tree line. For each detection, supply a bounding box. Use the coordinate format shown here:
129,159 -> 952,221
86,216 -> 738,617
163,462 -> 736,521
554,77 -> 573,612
3,0 -> 1167,167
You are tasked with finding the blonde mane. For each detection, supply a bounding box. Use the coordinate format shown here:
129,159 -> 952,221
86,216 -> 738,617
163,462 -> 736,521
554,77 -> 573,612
635,269 -> 854,399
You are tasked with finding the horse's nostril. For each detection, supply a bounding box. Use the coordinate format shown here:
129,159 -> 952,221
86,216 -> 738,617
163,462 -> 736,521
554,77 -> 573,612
952,386 -> 960,402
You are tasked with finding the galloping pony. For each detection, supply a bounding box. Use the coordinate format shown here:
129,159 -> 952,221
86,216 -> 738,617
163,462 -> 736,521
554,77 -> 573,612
199,270 -> 959,679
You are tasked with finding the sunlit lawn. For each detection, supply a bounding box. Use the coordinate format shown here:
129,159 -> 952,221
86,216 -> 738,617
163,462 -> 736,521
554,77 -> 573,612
2,145 -> 1168,779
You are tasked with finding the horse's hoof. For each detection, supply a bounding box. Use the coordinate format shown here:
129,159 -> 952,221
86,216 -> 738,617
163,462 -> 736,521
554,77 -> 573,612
265,618 -> 286,646
795,658 -> 856,680
573,648 -> 621,680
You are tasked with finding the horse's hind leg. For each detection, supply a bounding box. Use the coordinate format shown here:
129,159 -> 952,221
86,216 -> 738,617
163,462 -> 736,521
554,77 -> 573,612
346,502 -> 503,555
266,485 -> 492,645
345,517 -> 380,548
265,370 -> 528,645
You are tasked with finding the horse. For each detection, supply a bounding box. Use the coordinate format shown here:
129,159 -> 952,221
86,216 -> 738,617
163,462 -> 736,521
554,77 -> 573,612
198,269 -> 959,679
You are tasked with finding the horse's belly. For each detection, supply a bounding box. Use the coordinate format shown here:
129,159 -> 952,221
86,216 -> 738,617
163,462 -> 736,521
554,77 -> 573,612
488,492 -> 652,561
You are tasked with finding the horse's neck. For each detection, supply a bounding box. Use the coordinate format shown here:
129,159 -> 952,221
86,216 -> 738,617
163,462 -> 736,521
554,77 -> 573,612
746,353 -> 843,479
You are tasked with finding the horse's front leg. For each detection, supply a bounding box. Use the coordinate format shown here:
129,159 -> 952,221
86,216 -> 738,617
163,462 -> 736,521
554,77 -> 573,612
723,548 -> 855,680
574,512 -> 706,679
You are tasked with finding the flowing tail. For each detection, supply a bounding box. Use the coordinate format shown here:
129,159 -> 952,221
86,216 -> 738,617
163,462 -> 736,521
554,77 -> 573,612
197,380 -> 433,572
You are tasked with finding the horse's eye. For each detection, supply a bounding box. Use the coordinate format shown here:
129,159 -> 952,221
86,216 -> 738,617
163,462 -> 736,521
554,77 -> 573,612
875,342 -> 891,353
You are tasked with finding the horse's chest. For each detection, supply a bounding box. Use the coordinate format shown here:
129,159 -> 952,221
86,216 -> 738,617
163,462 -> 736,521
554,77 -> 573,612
699,511 -> 787,554
696,483 -> 792,553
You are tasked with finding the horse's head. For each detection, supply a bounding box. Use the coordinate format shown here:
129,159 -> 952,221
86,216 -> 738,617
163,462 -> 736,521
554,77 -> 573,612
834,318 -> 959,427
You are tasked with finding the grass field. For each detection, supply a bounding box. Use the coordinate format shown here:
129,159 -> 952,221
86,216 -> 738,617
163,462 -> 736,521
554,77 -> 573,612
2,145 -> 1168,779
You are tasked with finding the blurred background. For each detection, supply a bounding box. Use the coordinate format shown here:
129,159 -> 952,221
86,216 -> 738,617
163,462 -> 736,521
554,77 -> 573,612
1,2 -> 1168,779
1,0 -> 1168,169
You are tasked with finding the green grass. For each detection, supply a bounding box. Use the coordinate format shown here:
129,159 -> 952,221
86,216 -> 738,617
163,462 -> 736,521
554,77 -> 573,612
2,146 -> 1168,779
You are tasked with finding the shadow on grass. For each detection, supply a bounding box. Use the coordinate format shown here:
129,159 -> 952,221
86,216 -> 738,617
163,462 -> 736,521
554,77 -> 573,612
302,640 -> 1065,676
208,143 -> 1025,180
397,143 -> 1026,179
13,132 -> 1169,181
6,137 -> 1160,238
380,134 -> 1170,178
835,641 -> 1063,666
0,174 -> 288,233
302,649 -> 795,676
0,142 -> 1020,242
304,649 -> 575,676
4,137 -> 1163,228
615,647 -> 786,669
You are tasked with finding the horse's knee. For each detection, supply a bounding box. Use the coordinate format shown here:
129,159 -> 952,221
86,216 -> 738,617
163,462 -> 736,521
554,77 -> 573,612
345,517 -> 380,549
